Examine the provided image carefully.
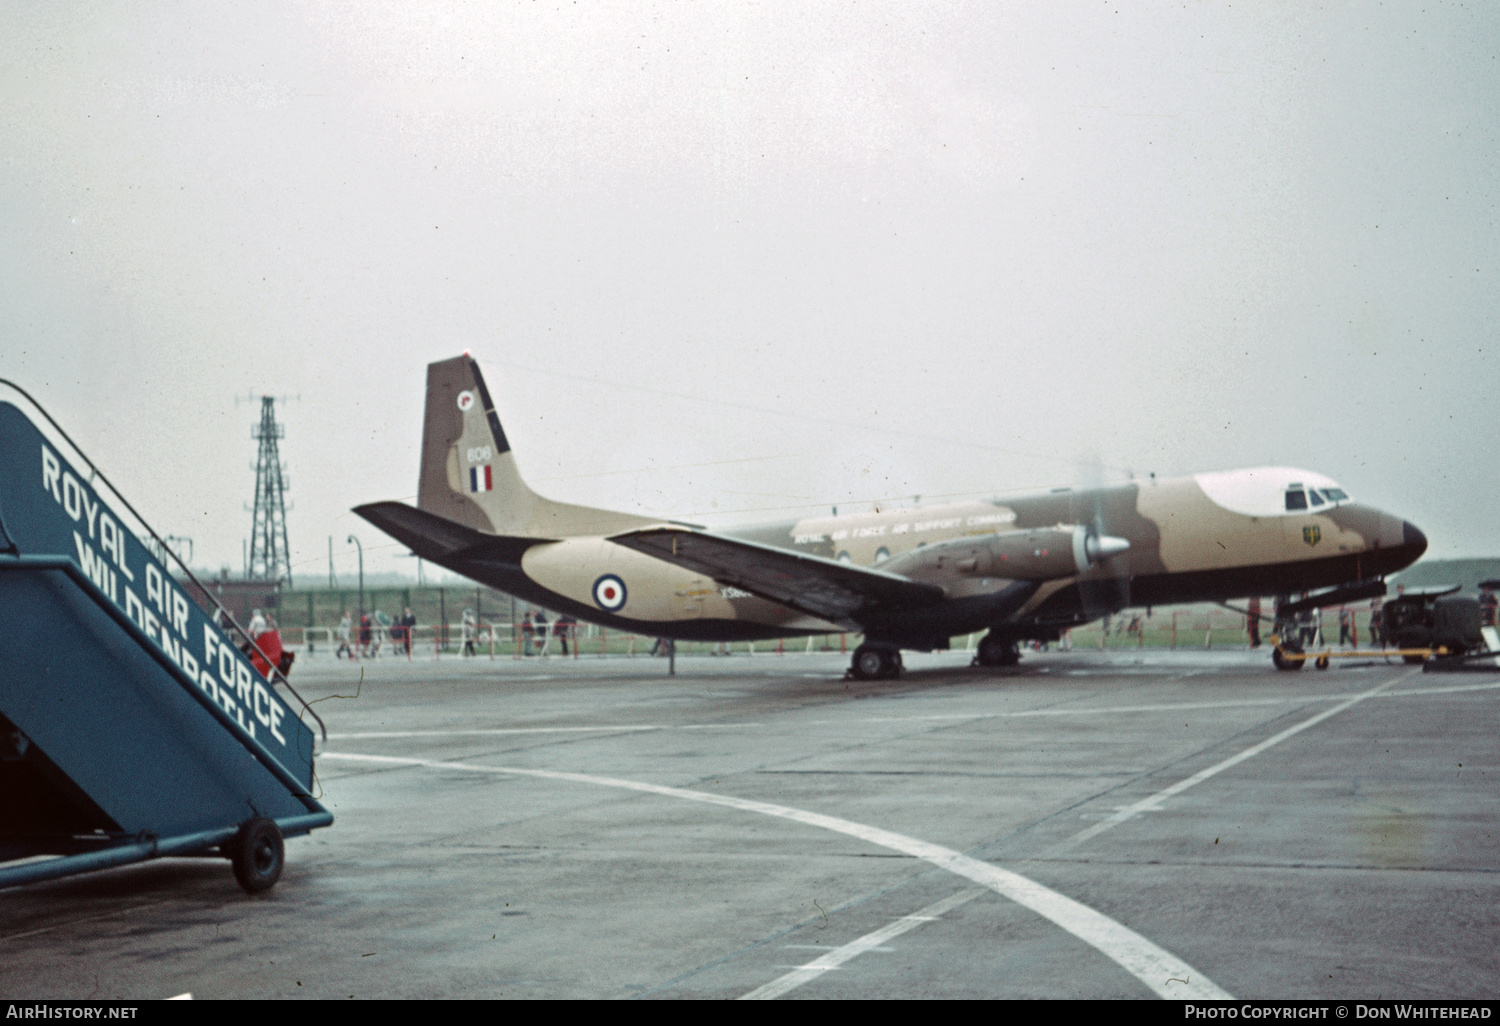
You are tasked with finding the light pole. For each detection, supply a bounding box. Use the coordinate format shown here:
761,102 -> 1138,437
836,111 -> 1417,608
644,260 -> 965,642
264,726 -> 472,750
347,535 -> 364,620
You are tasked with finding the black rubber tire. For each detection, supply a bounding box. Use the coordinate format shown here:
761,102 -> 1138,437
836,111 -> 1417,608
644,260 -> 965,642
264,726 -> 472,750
1315,655 -> 1331,671
976,636 -> 1019,667
852,645 -> 902,680
230,817 -> 285,894
1272,646 -> 1305,671
977,636 -> 1006,666
851,645 -> 885,680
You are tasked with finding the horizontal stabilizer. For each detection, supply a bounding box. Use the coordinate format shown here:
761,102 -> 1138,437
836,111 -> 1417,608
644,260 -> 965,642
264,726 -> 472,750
608,526 -> 945,626
353,501 -> 547,565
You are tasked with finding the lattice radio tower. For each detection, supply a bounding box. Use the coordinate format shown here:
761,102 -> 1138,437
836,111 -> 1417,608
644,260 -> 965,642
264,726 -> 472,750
246,395 -> 294,587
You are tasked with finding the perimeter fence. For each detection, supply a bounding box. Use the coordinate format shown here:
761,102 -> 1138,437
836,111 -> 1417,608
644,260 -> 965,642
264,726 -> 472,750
276,605 -> 1361,662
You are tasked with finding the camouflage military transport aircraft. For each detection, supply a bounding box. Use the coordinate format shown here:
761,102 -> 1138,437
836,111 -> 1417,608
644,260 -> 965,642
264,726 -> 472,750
354,355 -> 1428,679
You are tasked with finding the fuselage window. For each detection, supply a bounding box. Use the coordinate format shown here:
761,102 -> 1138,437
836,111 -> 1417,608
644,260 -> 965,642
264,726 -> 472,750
1285,490 -> 1308,511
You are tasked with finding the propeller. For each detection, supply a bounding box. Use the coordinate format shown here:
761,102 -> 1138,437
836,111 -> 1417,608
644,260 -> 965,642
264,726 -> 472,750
1072,454 -> 1134,623
1073,526 -> 1131,569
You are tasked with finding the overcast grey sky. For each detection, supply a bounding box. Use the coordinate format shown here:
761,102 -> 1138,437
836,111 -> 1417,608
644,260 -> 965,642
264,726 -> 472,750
3,1 -> 1496,583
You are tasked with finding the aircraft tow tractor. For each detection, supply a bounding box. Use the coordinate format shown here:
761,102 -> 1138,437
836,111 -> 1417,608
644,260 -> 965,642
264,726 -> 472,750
1269,587 -> 1499,672
0,383 -> 332,894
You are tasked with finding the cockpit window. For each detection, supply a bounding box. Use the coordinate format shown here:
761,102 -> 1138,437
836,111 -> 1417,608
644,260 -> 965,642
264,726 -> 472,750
1323,488 -> 1348,502
1285,490 -> 1308,511
1309,490 -> 1326,507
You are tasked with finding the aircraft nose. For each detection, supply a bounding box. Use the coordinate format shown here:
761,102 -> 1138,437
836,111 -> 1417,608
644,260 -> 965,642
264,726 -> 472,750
1344,506 -> 1427,576
1402,519 -> 1428,559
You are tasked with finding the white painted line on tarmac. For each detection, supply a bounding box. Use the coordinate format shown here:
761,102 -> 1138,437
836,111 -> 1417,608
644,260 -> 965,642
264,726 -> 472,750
322,679 -> 1499,745
739,887 -> 985,1000
1382,679 -> 1500,698
326,726 -> 660,739
326,723 -> 762,740
319,750 -> 1232,1000
857,682 -> 1499,723
856,700 -> 1300,723
1064,673 -> 1411,847
317,700 -> 1355,744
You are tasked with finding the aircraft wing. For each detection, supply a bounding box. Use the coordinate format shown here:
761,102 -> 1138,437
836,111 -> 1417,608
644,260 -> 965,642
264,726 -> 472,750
608,526 -> 946,627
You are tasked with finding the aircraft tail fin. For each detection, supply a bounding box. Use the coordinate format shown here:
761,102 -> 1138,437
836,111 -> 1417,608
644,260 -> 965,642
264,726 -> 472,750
417,355 -> 654,538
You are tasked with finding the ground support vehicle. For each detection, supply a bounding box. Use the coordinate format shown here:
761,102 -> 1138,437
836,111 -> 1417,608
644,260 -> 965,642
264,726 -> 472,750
0,387 -> 331,894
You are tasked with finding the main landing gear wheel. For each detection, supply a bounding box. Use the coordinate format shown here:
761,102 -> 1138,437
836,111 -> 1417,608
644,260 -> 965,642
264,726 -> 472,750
974,635 -> 1020,668
228,816 -> 285,894
850,645 -> 902,680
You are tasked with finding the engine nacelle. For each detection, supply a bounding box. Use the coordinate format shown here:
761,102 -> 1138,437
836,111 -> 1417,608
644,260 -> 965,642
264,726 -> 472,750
882,525 -> 1130,583
990,525 -> 1119,580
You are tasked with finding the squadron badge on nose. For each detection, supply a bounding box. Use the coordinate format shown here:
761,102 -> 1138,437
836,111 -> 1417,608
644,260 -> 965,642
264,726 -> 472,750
1303,525 -> 1321,547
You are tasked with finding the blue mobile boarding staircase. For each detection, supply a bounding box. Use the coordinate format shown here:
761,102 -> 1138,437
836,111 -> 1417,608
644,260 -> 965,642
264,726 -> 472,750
0,382 -> 332,894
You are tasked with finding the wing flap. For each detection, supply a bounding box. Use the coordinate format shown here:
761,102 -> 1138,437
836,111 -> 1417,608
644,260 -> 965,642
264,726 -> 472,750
608,527 -> 945,626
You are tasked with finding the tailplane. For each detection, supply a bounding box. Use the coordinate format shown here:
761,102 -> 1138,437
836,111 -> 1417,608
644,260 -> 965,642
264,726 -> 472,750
417,355 -> 653,538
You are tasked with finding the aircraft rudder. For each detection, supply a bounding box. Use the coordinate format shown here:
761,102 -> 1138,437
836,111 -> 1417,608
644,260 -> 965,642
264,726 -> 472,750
416,355 -> 538,535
